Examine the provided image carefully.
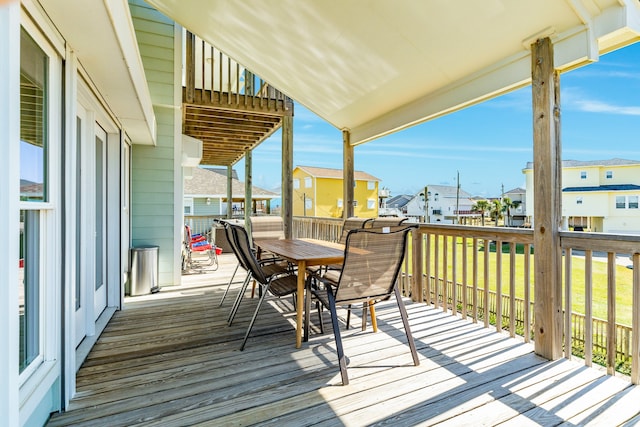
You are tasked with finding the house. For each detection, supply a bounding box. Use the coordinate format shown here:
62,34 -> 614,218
503,187 -> 527,227
524,159 -> 640,233
183,167 -> 279,216
380,194 -> 413,218
292,166 -> 380,218
4,0 -> 640,425
402,185 -> 478,224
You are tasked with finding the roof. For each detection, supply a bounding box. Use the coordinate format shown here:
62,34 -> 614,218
184,167 -> 278,199
146,0 -> 640,145
295,166 -> 380,182
563,184 -> 640,192
424,184 -> 474,200
504,187 -> 526,195
524,158 -> 640,170
386,194 -> 413,208
201,167 -> 239,180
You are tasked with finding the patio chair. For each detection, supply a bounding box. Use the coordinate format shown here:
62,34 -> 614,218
369,216 -> 408,228
307,225 -> 420,385
230,224 -> 301,351
184,224 -> 218,270
222,222 -> 291,326
339,217 -> 373,244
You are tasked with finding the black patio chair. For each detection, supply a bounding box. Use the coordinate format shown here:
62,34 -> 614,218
229,223 -> 300,351
307,225 -> 420,385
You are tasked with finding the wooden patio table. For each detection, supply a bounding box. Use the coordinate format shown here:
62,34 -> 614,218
256,238 -> 344,348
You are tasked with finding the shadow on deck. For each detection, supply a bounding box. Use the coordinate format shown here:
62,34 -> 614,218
48,254 -> 640,426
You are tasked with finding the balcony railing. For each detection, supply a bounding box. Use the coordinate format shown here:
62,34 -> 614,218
291,216 -> 640,383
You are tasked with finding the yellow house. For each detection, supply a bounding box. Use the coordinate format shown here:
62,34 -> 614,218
524,159 -> 640,234
293,166 -> 381,218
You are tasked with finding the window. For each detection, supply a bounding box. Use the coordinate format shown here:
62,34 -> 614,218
367,199 -> 375,209
606,171 -> 613,179
629,196 -> 639,209
293,178 -> 299,189
576,197 -> 583,205
367,181 -> 375,190
616,196 -> 626,209
19,27 -> 56,375
580,171 -> 587,179
353,200 -> 358,207
305,198 -> 312,210
337,199 -> 343,208
183,198 -> 194,215
304,177 -> 312,188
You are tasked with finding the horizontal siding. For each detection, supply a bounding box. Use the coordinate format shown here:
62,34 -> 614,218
130,0 -> 179,287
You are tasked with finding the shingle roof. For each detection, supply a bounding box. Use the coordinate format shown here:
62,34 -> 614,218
184,167 -> 278,199
563,184 -> 640,192
295,166 -> 380,182
423,184 -> 474,199
386,194 -> 413,208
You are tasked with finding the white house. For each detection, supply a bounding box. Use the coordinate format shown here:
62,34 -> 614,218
403,185 -> 479,224
524,159 -> 640,233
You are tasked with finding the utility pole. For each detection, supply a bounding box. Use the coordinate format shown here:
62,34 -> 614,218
424,185 -> 429,223
303,193 -> 307,217
456,171 -> 460,225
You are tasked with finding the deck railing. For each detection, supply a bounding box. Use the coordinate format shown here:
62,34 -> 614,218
291,216 -> 640,383
183,30 -> 291,111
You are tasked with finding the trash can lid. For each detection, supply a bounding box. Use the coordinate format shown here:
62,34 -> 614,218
131,245 -> 159,250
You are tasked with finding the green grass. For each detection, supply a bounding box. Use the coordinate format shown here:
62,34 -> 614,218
406,236 -> 634,326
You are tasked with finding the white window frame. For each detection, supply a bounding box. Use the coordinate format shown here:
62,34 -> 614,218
337,199 -> 343,208
18,16 -> 63,410
304,177 -> 312,188
615,196 -> 626,209
184,197 -> 194,215
629,195 -> 639,209
580,171 -> 587,179
367,181 -> 375,190
293,178 -> 300,189
576,197 -> 583,205
367,199 -> 375,209
606,171 -> 613,179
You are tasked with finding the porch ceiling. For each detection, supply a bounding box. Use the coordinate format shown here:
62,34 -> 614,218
146,0 -> 640,145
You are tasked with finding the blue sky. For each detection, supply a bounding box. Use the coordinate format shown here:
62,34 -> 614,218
237,42 -> 640,199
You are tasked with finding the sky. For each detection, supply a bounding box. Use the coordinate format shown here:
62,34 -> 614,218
235,42 -> 640,199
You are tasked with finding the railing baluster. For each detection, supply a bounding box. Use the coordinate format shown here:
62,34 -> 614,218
443,235 -> 448,312
484,238 -> 490,328
509,242 -> 516,338
524,243 -> 531,342
425,233 -> 431,305
495,240 -> 502,332
473,238 -> 479,323
434,234 -> 440,309
564,247 -> 572,359
632,253 -> 640,384
462,237 -> 468,320
585,250 -> 593,367
452,236 -> 458,316
607,252 -> 616,375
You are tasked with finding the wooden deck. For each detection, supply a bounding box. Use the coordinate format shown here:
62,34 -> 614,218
48,254 -> 640,426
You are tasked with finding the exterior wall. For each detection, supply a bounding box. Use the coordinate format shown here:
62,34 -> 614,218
194,197 -> 223,215
315,177 -> 345,218
130,1 -> 181,287
353,179 -> 378,218
293,169 -> 314,216
563,166 -> 600,187
562,192 -> 610,217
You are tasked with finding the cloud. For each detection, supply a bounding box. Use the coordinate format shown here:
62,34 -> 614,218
574,99 -> 640,116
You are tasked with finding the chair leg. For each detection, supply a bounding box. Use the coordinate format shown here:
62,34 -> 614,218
219,263 -> 239,307
394,286 -> 420,366
346,304 -> 352,329
327,289 -> 349,385
361,302 -> 368,331
228,273 -> 252,326
317,302 -> 324,334
369,301 -> 378,333
240,283 -> 270,351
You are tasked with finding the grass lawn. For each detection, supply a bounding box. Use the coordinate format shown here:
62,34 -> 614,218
407,237 -> 634,326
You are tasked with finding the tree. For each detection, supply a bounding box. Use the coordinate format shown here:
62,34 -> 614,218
490,199 -> 503,225
502,197 -> 521,227
472,200 -> 490,226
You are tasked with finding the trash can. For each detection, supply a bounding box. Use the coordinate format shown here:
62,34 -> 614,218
130,245 -> 159,296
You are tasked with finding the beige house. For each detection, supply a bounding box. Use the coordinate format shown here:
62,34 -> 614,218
524,159 -> 640,233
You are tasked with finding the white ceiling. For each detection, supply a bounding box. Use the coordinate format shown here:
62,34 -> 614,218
145,0 -> 640,145
40,0 -> 156,145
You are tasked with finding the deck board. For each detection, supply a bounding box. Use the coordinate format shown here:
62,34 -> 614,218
47,254 -> 640,426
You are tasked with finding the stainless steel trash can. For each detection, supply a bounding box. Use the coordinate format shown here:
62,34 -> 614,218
130,245 -> 159,296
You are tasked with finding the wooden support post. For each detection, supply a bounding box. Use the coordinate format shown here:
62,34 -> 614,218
532,37 -> 563,360
185,31 -> 195,104
244,150 -> 252,236
226,165 -> 233,219
282,115 -> 293,238
343,130 -> 354,219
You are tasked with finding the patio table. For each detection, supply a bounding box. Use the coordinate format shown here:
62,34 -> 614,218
256,238 -> 344,348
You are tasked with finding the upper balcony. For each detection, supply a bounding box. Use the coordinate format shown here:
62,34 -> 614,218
182,30 -> 293,166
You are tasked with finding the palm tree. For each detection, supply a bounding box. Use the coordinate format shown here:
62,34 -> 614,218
472,200 -> 490,226
501,197 -> 521,227
490,199 -> 503,225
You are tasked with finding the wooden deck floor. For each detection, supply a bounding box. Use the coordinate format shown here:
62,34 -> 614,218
48,254 -> 640,426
